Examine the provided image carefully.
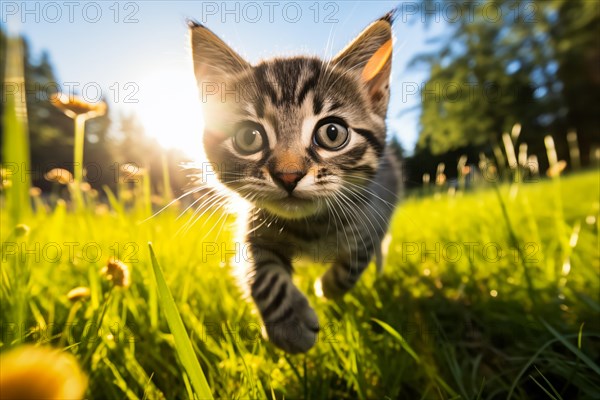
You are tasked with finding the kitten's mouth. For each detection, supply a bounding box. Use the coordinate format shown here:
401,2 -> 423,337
261,195 -> 322,219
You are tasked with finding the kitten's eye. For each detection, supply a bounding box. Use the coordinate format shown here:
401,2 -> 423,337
314,119 -> 349,150
233,124 -> 265,154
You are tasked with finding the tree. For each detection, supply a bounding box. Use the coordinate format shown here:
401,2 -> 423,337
406,0 -> 599,180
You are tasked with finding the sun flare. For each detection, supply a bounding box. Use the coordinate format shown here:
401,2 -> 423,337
135,66 -> 205,160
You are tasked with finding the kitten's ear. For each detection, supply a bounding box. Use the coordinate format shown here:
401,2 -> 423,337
189,20 -> 250,81
332,12 -> 394,111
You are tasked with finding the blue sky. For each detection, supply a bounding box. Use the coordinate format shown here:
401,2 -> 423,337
4,1 -> 446,157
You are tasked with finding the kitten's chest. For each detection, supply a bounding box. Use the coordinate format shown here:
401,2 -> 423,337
247,212 -> 346,262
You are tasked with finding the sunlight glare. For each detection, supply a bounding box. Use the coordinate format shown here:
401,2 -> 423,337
136,66 -> 205,160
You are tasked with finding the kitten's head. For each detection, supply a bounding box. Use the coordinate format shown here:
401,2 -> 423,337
190,14 -> 393,219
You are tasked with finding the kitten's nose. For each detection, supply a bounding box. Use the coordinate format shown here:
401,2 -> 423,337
273,171 -> 305,193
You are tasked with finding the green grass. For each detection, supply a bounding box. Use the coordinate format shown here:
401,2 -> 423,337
1,171 -> 599,399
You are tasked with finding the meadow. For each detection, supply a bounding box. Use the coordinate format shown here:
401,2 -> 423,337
1,31 -> 599,400
1,165 -> 599,399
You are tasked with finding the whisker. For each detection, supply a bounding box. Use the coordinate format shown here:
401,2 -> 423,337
138,186 -> 203,224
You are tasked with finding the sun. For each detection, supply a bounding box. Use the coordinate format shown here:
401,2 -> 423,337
135,65 -> 205,160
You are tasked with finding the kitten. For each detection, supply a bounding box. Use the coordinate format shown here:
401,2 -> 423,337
190,12 -> 401,353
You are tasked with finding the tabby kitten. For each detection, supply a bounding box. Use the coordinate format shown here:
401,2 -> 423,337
190,13 -> 400,353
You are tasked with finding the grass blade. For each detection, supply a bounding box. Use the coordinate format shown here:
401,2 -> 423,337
529,374 -> 558,400
533,366 -> 563,400
148,243 -> 213,399
372,318 -> 420,363
2,36 -> 31,223
372,318 -> 458,398
540,319 -> 600,375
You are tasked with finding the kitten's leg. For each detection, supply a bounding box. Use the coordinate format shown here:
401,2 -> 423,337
320,247 -> 376,299
320,165 -> 398,298
248,244 -> 319,353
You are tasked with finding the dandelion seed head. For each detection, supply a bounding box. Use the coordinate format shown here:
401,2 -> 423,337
101,258 -> 131,288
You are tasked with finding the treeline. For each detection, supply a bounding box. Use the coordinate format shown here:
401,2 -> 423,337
403,0 -> 599,187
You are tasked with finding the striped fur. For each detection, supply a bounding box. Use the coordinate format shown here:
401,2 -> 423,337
191,12 -> 401,353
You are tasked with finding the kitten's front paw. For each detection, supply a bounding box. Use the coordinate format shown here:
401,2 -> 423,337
264,289 -> 319,353
319,265 -> 359,299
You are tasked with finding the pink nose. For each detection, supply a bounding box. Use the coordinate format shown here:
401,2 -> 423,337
274,171 -> 304,193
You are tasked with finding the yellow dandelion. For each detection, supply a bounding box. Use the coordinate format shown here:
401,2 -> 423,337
50,92 -> 107,120
49,93 -> 106,196
0,345 -> 87,399
67,286 -> 91,302
45,168 -> 73,185
101,258 -> 131,288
